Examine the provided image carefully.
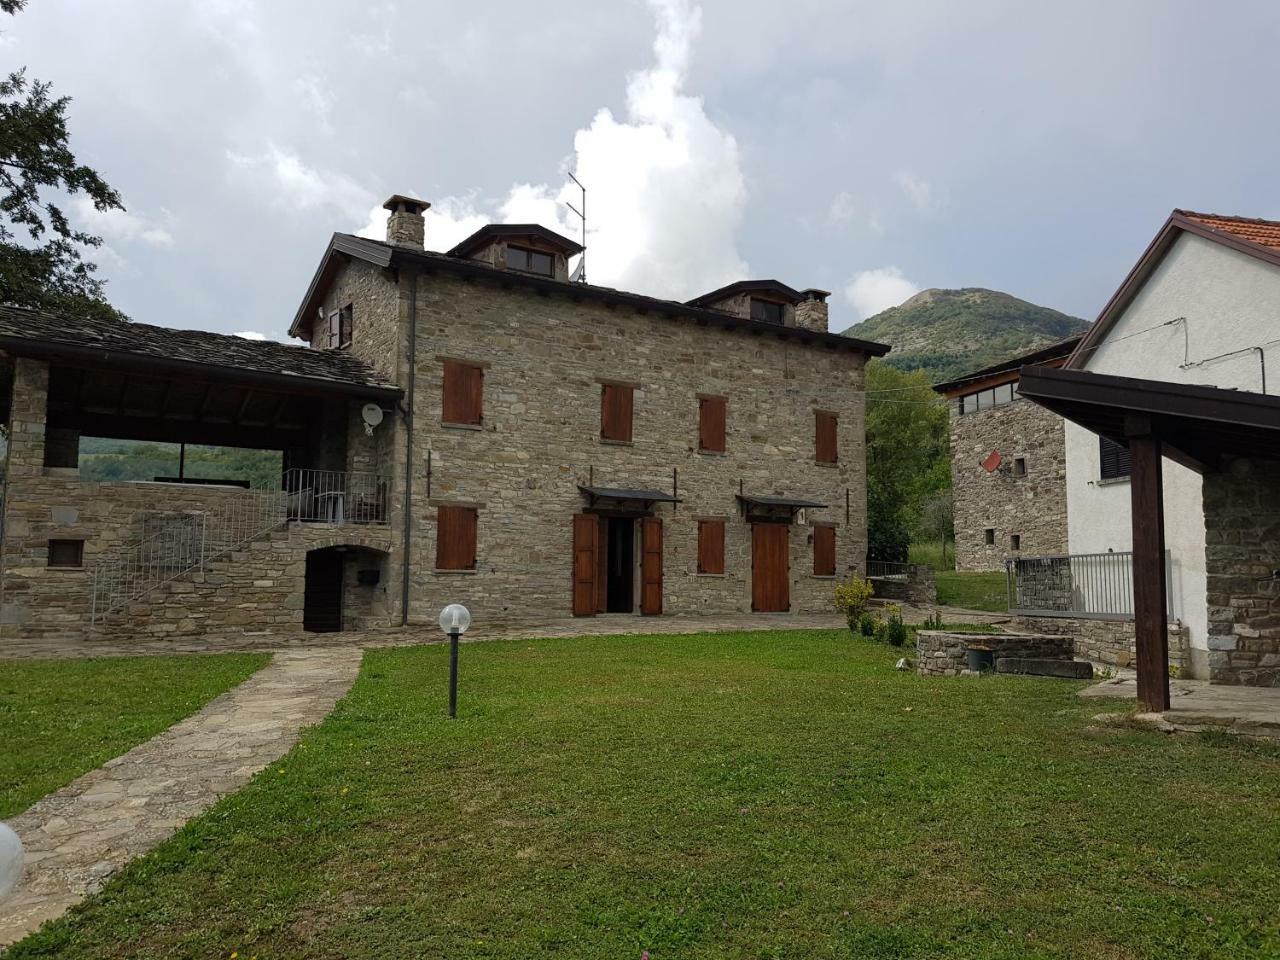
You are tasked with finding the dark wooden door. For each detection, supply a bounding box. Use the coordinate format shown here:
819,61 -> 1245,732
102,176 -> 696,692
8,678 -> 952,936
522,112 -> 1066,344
752,522 -> 790,612
303,549 -> 343,632
572,513 -> 598,617
640,516 -> 663,615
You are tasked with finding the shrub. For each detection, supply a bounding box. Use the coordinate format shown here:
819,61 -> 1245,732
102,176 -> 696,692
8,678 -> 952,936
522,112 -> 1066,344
874,604 -> 909,647
857,612 -> 880,637
833,576 -> 875,631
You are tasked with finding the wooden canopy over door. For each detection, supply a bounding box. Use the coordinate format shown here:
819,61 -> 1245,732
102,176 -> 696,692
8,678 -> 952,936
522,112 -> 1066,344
572,513 -> 599,617
752,522 -> 790,612
641,517 -> 663,615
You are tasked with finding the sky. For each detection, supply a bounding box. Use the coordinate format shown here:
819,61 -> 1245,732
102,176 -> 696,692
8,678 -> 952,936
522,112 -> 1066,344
5,0 -> 1279,340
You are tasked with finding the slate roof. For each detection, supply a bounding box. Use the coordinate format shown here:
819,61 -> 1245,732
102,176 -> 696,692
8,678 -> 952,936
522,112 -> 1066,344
1177,210 -> 1280,252
687,279 -> 806,307
448,223 -> 584,258
0,304 -> 401,398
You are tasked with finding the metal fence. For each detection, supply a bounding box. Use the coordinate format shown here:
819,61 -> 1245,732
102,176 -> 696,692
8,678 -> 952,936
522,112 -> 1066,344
1006,550 -> 1172,619
866,560 -> 910,580
283,469 -> 389,524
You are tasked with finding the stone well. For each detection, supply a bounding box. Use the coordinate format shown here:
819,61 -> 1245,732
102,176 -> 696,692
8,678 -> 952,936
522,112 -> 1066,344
914,631 -> 1073,677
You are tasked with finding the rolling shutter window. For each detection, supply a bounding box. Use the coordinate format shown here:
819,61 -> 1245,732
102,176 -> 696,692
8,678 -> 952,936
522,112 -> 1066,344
600,383 -> 634,442
1099,437 -> 1131,480
697,520 -> 725,574
436,506 -> 477,570
442,361 -> 484,426
815,411 -> 838,464
698,396 -> 727,452
813,525 -> 836,576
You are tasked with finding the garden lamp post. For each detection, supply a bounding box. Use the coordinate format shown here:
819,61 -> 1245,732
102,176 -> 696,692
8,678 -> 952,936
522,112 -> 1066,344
438,603 -> 471,718
0,822 -> 23,900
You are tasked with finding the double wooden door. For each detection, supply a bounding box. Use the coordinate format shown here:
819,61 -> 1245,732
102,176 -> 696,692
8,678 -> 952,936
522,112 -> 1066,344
751,522 -> 790,612
572,514 -> 663,616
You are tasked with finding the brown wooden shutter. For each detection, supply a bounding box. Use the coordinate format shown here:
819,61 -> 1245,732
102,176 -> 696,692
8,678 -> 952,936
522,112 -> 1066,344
572,513 -> 599,617
813,524 -> 836,576
436,506 -> 477,570
640,516 -> 663,615
339,305 -> 353,348
698,396 -> 726,452
815,411 -> 838,464
600,383 -> 634,442
697,520 -> 725,574
442,361 -> 484,425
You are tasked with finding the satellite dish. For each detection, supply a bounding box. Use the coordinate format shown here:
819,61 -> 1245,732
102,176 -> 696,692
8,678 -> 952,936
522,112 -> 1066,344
361,403 -> 384,436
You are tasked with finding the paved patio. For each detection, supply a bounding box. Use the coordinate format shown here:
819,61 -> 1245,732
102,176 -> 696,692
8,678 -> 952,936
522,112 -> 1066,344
1081,674 -> 1280,739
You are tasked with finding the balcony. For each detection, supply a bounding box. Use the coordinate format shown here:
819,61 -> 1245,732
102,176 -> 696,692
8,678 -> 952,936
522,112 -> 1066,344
283,468 -> 390,525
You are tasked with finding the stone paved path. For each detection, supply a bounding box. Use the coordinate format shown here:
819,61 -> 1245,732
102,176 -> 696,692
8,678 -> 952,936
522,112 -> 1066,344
0,648 -> 361,948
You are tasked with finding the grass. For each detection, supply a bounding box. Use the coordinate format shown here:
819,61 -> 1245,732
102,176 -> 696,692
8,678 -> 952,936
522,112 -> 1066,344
0,653 -> 269,819
934,571 -> 1009,612
908,540 -> 956,571
10,631 -> 1279,959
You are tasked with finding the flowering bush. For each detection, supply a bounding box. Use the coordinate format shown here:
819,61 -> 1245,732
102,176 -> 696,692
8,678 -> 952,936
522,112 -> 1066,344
833,575 -> 875,631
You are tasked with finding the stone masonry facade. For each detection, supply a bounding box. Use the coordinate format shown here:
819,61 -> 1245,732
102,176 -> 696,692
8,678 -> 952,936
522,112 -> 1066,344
1203,455 -> 1280,686
949,392 -> 1068,571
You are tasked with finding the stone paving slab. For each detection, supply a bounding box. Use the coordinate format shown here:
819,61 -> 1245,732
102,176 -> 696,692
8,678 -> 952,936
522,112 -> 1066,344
1080,675 -> 1280,740
0,647 -> 361,948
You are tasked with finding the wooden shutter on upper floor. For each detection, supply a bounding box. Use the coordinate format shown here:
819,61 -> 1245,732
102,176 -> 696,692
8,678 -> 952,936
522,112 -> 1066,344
813,524 -> 836,577
436,505 -> 477,570
697,520 -> 725,575
815,410 -> 838,464
1099,436 -> 1131,479
338,305 -> 353,348
698,395 -> 727,452
601,383 -> 634,442
442,360 -> 484,425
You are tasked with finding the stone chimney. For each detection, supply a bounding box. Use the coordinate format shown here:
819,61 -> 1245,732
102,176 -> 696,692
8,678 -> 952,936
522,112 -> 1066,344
794,288 -> 830,333
383,194 -> 430,249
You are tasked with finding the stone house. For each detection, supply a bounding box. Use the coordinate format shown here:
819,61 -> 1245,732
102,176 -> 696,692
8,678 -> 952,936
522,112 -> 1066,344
0,194 -> 888,643
934,336 -> 1082,571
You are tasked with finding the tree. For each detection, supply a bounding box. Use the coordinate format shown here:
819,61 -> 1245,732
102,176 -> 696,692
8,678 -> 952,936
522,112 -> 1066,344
0,0 -> 124,319
864,361 -> 950,562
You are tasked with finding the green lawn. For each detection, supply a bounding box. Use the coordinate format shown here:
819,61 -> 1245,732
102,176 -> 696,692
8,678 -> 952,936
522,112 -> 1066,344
9,631 -> 1279,959
934,570 -> 1010,612
0,653 -> 269,819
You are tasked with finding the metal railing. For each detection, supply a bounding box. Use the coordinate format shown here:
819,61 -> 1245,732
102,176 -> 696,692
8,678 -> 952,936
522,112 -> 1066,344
866,560 -> 910,580
283,468 -> 389,525
1006,550 -> 1172,619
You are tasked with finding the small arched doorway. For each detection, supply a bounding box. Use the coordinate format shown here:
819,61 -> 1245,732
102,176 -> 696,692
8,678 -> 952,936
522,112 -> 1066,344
303,545 -> 390,632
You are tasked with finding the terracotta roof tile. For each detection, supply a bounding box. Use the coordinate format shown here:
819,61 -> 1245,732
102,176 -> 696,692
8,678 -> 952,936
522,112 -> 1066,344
1177,210 -> 1280,251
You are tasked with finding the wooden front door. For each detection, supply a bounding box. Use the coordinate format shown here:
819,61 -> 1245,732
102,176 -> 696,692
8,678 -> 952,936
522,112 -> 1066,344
572,513 -> 598,617
640,516 -> 663,615
751,522 -> 790,612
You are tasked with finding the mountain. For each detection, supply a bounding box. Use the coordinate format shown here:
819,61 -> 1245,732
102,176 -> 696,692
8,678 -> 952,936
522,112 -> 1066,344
842,288 -> 1091,382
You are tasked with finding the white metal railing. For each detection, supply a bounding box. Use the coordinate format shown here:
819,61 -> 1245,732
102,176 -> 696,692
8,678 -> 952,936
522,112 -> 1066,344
1006,551 -> 1173,619
866,560 -> 910,581
283,468 -> 389,525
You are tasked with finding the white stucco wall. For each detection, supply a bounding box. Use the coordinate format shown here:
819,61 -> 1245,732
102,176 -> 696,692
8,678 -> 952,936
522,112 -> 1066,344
1066,231 -> 1280,676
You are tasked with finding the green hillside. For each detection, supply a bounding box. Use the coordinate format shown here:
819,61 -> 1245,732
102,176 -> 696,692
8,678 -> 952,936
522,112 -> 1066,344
842,287 -> 1090,382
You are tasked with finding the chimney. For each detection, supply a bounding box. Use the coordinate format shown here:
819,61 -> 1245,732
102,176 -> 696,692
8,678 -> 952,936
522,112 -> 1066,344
383,194 -> 430,249
794,288 -> 830,333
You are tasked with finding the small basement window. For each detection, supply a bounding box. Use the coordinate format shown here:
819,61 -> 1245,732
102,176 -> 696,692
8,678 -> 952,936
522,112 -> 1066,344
505,245 -> 554,277
749,298 -> 784,325
984,528 -> 995,546
1010,534 -> 1022,552
1013,457 -> 1026,477
48,539 -> 84,567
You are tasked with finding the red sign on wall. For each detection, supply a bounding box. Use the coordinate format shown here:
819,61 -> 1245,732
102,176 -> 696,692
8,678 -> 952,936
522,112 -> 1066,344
980,450 -> 1002,473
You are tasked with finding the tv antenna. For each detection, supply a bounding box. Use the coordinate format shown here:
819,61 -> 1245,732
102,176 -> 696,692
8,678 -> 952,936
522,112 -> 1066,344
564,171 -> 587,283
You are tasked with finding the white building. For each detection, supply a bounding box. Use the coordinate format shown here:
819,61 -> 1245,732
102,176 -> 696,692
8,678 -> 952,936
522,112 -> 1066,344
1064,210 -> 1280,679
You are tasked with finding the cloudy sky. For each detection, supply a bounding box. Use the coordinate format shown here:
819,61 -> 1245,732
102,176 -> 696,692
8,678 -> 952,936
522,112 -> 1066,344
6,0 -> 1278,339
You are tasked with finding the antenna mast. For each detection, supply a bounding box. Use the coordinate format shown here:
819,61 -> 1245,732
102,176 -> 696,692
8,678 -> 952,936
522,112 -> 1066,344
565,171 -> 587,283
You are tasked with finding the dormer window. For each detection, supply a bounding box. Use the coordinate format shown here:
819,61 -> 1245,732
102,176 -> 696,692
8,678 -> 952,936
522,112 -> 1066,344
750,298 -> 784,325
504,245 -> 555,277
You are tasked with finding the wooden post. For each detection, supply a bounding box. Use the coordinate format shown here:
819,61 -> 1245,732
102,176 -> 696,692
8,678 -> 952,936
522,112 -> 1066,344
1127,425 -> 1171,712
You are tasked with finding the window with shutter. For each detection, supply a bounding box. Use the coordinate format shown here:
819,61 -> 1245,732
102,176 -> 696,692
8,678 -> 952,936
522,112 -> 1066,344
338,304 -> 353,348
326,310 -> 340,349
815,410 -> 838,464
697,520 -> 725,574
698,395 -> 726,453
435,506 -> 477,570
600,383 -> 634,442
1099,436 -> 1131,480
442,360 -> 484,426
813,525 -> 836,576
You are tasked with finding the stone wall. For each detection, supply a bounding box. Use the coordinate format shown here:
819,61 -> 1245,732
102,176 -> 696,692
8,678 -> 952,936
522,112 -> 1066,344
1004,614 -> 1190,673
871,565 -> 936,605
915,630 -> 1073,676
949,391 -> 1068,571
1203,456 -> 1280,686
1008,556 -> 1072,611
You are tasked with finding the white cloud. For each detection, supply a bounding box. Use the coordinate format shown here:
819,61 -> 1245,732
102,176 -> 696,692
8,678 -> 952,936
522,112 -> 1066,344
893,171 -> 933,213
72,197 -> 174,247
827,190 -> 856,225
294,75 -> 334,134
226,143 -> 374,222
357,193 -> 491,253
234,330 -> 267,340
844,267 -> 921,320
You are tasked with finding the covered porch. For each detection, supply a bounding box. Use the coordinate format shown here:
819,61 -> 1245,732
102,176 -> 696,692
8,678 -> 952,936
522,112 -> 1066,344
1019,365 -> 1280,709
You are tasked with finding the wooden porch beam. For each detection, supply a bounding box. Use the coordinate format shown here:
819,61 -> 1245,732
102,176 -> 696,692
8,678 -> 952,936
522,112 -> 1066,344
1127,421 -> 1171,713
